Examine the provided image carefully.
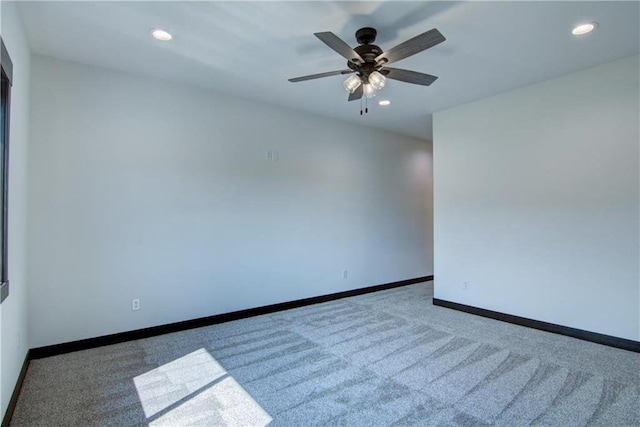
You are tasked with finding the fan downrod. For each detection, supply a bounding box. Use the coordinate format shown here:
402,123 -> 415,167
355,27 -> 377,45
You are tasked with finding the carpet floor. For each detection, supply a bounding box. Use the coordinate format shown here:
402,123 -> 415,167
10,281 -> 640,426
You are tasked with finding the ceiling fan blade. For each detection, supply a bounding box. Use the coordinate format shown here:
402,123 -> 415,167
376,29 -> 445,65
288,69 -> 353,83
314,32 -> 365,65
348,85 -> 363,102
383,67 -> 438,86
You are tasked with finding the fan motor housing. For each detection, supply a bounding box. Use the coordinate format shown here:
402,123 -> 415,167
348,43 -> 383,79
354,44 -> 382,62
353,27 -> 381,65
348,44 -> 383,74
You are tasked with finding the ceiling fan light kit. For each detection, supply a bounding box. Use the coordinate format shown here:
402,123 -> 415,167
363,83 -> 377,99
368,71 -> 386,90
289,26 -> 445,114
343,74 -> 362,93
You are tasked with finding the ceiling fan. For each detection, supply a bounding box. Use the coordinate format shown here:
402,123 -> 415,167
288,27 -> 445,110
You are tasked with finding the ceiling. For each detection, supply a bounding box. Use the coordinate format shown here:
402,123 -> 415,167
15,1 -> 640,140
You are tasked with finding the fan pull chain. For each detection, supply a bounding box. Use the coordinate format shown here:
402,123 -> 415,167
359,96 -> 371,115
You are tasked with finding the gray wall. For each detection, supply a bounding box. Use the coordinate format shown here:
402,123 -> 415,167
0,1 -> 31,418
27,55 -> 433,348
433,55 -> 639,341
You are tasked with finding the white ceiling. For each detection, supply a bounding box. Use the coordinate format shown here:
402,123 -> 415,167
15,1 -> 640,140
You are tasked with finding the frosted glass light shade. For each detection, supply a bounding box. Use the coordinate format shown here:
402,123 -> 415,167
368,71 -> 386,90
363,84 -> 377,98
343,75 -> 362,93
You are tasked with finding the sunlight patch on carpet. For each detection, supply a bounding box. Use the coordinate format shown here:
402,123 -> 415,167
134,348 -> 272,426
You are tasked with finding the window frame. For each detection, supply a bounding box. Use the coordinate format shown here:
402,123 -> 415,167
1,37 -> 13,304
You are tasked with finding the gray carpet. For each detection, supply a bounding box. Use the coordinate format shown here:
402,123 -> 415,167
10,281 -> 640,426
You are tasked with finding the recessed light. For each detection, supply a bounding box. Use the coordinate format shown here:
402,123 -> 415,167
151,29 -> 173,41
378,100 -> 391,106
572,22 -> 598,35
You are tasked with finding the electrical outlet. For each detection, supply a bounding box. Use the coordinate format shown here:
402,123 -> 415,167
462,281 -> 470,291
342,270 -> 348,279
132,299 -> 141,311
